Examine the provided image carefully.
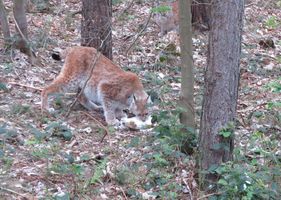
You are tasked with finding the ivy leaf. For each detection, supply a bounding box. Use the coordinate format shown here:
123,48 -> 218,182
0,82 -> 8,92
218,179 -> 228,186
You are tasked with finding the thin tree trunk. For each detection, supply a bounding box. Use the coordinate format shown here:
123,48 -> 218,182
13,0 -> 28,37
0,0 -> 11,45
199,0 -> 244,190
81,0 -> 112,60
178,0 -> 195,152
13,0 -> 39,65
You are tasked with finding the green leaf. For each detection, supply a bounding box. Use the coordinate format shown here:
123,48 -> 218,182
222,131 -> 232,138
151,5 -> 172,14
30,127 -> 47,141
218,179 -> 228,186
90,159 -> 107,184
64,153 -> 75,164
0,82 -> 8,91
208,164 -> 219,173
0,149 -> 4,158
265,16 -> 278,29
62,130 -> 72,141
71,164 -> 83,175
46,122 -> 72,141
0,124 -> 7,134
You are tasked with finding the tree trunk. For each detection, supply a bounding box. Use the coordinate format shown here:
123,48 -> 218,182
13,0 -> 28,37
191,0 -> 211,30
13,0 -> 39,65
199,0 -> 244,190
178,0 -> 195,153
81,0 -> 112,60
0,0 -> 11,45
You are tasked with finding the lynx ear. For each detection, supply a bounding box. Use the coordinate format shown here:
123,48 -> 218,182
133,95 -> 137,101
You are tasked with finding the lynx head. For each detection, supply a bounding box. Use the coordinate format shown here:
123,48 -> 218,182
130,91 -> 149,121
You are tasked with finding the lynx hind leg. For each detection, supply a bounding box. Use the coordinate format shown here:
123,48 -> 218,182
78,92 -> 102,111
41,83 -> 61,112
41,77 -> 74,112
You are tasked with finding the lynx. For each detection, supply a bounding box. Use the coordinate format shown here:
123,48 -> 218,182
41,46 -> 148,125
155,0 -> 179,36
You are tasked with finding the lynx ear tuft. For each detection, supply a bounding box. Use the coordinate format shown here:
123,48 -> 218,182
51,52 -> 61,61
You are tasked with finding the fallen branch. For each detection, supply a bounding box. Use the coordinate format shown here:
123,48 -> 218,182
80,111 -> 109,143
0,186 -> 27,198
8,81 -> 42,91
183,179 -> 193,200
120,187 -> 128,200
8,82 -> 76,96
197,191 -> 223,200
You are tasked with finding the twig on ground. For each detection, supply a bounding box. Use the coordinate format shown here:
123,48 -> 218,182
197,191 -> 222,200
8,81 -> 42,91
238,112 -> 248,128
80,111 -> 109,143
125,11 -> 152,55
183,179 -> 193,200
0,186 -> 27,198
120,187 -> 128,200
8,82 -> 77,96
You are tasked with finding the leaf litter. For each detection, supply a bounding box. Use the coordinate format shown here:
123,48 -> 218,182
0,0 -> 281,199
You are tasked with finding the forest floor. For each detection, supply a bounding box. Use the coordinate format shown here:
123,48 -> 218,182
0,0 -> 280,199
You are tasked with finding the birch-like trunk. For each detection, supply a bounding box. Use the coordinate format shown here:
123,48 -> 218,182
178,0 -> 195,150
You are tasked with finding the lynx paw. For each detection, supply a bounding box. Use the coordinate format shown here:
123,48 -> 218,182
106,118 -> 120,126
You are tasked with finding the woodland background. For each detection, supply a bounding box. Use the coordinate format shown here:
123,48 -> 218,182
0,0 -> 280,199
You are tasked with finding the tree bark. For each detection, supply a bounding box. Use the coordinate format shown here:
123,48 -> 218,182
0,0 -> 11,45
81,0 -> 112,60
191,0 -> 211,30
178,0 -> 195,152
13,0 -> 40,66
199,0 -> 244,190
13,0 -> 28,37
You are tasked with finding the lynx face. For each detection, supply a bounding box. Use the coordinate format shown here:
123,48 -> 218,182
130,92 -> 149,121
41,46 -> 149,125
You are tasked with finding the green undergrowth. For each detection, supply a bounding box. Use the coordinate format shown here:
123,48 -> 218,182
205,76 -> 281,200
207,130 -> 281,200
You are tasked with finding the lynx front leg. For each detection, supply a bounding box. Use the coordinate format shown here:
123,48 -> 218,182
102,101 -> 119,125
104,109 -> 119,125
